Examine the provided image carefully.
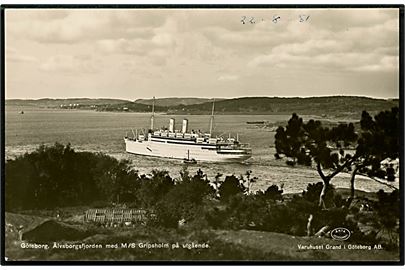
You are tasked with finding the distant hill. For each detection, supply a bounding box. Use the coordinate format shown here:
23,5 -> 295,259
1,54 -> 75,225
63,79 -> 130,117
5,97 -> 221,108
5,98 -> 130,107
5,96 -> 399,117
134,97 -> 224,107
169,96 -> 398,116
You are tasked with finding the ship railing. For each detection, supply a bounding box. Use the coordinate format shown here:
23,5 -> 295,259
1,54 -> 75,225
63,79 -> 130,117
239,143 -> 251,148
217,143 -> 251,150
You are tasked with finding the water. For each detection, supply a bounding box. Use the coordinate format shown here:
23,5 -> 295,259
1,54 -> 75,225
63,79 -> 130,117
5,105 -> 398,194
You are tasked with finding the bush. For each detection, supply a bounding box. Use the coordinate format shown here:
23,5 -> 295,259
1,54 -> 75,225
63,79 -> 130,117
221,194 -> 269,230
369,190 -> 400,248
263,185 -> 283,201
154,170 -> 215,228
218,175 -> 245,202
135,170 -> 175,208
205,207 -> 227,229
283,195 -> 317,235
5,143 -> 138,210
302,182 -> 336,207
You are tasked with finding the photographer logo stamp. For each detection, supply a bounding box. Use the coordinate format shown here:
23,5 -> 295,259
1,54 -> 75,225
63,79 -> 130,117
330,228 -> 351,241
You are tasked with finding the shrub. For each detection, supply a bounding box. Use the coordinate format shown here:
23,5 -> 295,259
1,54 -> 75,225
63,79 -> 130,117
218,175 -> 246,202
263,185 -> 283,201
154,170 -> 215,228
302,182 -> 336,207
221,194 -> 269,230
370,190 -> 400,248
5,143 -> 139,210
135,170 -> 175,208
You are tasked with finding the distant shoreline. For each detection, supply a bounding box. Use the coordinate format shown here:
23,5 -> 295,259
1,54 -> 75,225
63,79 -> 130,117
5,96 -> 398,117
2,104 -> 375,119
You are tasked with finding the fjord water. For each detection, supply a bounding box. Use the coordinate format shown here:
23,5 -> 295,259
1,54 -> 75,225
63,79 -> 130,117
5,105 -> 397,193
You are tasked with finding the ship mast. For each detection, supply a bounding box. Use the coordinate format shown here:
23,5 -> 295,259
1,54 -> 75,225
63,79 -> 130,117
150,96 -> 155,130
209,99 -> 215,135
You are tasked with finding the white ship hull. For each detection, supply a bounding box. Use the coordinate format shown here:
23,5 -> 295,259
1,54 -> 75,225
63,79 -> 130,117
125,138 -> 251,163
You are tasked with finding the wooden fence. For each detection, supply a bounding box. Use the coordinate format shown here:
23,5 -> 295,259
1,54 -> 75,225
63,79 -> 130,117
84,208 -> 150,225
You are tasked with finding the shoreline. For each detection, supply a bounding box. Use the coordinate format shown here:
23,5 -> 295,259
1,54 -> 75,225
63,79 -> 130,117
5,104 -> 366,118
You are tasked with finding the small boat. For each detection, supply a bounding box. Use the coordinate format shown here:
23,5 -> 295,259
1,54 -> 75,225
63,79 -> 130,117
19,111 -> 24,114
183,150 -> 197,164
183,158 -> 197,164
246,121 -> 265,124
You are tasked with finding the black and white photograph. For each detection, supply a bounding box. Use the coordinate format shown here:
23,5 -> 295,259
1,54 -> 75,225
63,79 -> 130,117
1,5 -> 403,264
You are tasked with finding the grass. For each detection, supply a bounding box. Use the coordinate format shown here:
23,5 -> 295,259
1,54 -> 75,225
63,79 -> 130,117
4,209 -> 400,262
5,223 -> 294,261
214,229 -> 399,261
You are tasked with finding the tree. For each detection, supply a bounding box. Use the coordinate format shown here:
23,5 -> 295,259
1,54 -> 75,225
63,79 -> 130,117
218,175 -> 246,202
348,107 -> 400,205
135,170 -> 175,208
109,160 -> 140,204
5,143 -> 139,210
274,113 -> 308,165
373,190 -> 400,247
155,169 -> 214,228
275,107 -> 399,208
263,185 -> 284,202
275,114 -> 358,208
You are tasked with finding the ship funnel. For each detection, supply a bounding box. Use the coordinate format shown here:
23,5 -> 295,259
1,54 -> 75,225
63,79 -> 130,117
182,119 -> 188,133
169,118 -> 175,132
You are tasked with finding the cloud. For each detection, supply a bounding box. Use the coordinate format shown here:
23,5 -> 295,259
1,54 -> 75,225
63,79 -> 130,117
202,25 -> 289,52
95,17 -> 179,67
218,74 -> 239,81
96,38 -> 149,55
6,9 -> 166,44
39,55 -> 100,74
4,8 -> 400,99
151,33 -> 176,47
245,9 -> 398,73
307,9 -> 395,30
350,56 -> 399,72
248,50 -> 398,73
12,9 -> 70,21
6,49 -> 38,63
96,36 -> 174,66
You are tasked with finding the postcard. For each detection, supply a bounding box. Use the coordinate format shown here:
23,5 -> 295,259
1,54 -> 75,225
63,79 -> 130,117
1,5 -> 403,264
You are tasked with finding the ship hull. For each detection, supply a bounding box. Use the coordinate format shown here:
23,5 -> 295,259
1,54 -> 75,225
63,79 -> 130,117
124,138 -> 251,163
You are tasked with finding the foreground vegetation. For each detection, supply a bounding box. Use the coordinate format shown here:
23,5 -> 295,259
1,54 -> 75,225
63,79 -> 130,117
5,144 -> 400,259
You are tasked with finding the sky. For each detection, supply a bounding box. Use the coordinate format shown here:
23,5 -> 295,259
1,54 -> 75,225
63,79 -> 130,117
5,8 -> 400,100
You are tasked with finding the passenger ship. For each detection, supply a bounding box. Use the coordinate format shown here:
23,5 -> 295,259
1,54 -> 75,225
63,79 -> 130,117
124,98 -> 252,162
